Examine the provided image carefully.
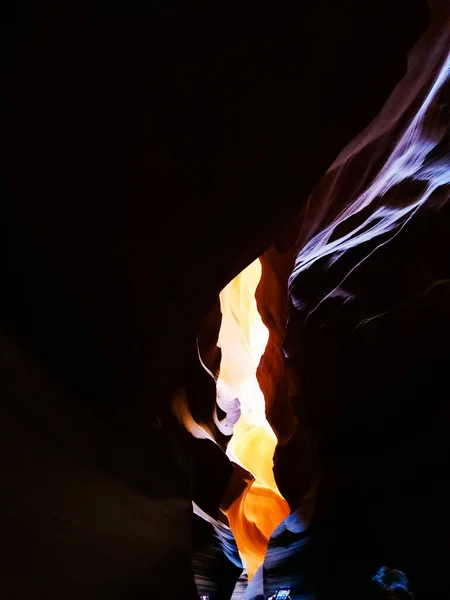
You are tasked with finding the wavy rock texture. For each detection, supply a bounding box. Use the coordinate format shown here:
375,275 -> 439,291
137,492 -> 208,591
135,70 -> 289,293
3,0 -> 439,598
285,1 -> 450,446
263,6 -> 449,600
244,485 -> 318,600
192,508 -> 245,600
241,4 -> 449,599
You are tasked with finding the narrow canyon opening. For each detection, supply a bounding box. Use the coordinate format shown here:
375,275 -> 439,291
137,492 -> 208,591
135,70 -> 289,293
217,259 -> 290,579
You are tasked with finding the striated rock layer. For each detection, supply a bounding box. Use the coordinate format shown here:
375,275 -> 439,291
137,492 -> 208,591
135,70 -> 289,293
249,3 -> 449,599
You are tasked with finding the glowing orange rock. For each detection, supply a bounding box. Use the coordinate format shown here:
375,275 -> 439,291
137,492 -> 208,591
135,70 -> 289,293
217,259 -> 289,579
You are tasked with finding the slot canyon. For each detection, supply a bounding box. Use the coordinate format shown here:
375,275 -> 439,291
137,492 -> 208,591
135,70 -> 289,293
3,1 -> 449,599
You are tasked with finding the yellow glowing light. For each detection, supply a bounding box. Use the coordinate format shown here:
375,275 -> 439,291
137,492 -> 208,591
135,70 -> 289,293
217,259 -> 289,579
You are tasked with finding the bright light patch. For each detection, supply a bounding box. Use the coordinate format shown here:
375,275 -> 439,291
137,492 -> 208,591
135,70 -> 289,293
217,259 -> 289,579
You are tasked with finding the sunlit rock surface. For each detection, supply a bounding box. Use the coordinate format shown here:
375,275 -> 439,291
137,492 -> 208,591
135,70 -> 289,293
244,486 -> 318,600
217,260 -> 290,579
256,249 -> 298,444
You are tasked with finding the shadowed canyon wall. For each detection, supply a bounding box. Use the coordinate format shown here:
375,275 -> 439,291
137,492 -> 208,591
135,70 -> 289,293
250,4 -> 450,598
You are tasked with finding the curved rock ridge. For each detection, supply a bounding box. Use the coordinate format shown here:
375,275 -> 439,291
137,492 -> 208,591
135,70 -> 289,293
193,502 -> 246,600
